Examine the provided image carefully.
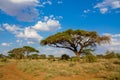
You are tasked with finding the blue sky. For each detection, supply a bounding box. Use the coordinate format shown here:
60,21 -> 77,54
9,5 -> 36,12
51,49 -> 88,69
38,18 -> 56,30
0,0 -> 120,56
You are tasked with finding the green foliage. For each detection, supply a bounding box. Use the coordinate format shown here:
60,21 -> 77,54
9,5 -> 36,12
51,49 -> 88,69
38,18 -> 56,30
83,53 -> 97,63
29,54 -> 39,59
8,53 -> 16,59
39,54 -> 46,59
23,46 -> 39,57
40,29 -> 110,62
71,56 -> 79,62
60,54 -> 70,60
8,46 -> 39,59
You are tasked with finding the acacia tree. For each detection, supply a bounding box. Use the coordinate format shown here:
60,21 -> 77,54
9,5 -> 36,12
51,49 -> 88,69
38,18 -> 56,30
23,46 -> 39,58
40,29 -> 110,61
8,48 -> 24,59
8,46 -> 39,59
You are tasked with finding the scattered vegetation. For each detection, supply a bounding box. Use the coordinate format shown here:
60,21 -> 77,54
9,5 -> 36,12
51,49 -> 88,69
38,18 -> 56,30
17,58 -> 120,80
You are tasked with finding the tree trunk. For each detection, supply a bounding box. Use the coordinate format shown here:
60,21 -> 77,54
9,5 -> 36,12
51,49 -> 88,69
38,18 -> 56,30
75,52 -> 81,62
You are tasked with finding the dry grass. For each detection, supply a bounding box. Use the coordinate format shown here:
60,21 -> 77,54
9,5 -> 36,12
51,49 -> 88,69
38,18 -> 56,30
17,58 -> 120,80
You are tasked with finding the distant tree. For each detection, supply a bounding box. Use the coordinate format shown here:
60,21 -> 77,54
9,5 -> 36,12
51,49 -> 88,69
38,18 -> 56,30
39,54 -> 46,59
8,48 -> 24,59
23,46 -> 39,58
8,46 -> 39,59
61,54 -> 70,60
105,50 -> 116,59
41,29 -> 110,61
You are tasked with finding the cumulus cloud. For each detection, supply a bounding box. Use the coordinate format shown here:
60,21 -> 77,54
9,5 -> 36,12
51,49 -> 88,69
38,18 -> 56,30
102,33 -> 120,51
0,0 -> 39,22
33,16 -> 61,31
0,0 -> 53,22
2,15 -> 61,44
3,23 -> 21,34
3,23 -> 42,44
16,27 -> 43,41
94,0 -> 120,14
1,42 -> 12,47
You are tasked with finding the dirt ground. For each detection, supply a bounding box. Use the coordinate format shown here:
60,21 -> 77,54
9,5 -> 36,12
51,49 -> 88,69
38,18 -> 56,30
0,63 -> 100,80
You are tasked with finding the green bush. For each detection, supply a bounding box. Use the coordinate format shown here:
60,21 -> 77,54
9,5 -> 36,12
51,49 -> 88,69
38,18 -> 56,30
83,53 -> 97,63
60,54 -> 70,61
71,56 -> 79,62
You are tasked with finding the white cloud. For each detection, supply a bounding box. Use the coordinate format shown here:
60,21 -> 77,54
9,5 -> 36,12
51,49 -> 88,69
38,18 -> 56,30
0,0 -> 39,22
94,0 -> 120,14
3,23 -> 21,33
3,23 -> 42,43
33,16 -> 61,31
16,27 -> 43,41
101,33 -> 120,51
1,42 -> 12,47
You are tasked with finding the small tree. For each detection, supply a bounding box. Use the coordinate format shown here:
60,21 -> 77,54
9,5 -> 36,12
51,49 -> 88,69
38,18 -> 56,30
8,46 -> 39,59
23,46 -> 39,58
8,48 -> 24,59
41,29 -> 110,61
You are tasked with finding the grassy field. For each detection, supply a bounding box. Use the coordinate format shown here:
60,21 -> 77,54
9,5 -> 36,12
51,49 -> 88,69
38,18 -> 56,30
0,58 -> 120,80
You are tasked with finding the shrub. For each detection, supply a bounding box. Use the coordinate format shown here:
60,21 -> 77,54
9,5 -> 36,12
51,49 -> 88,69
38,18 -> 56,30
83,53 -> 97,63
60,54 -> 70,60
71,56 -> 79,62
